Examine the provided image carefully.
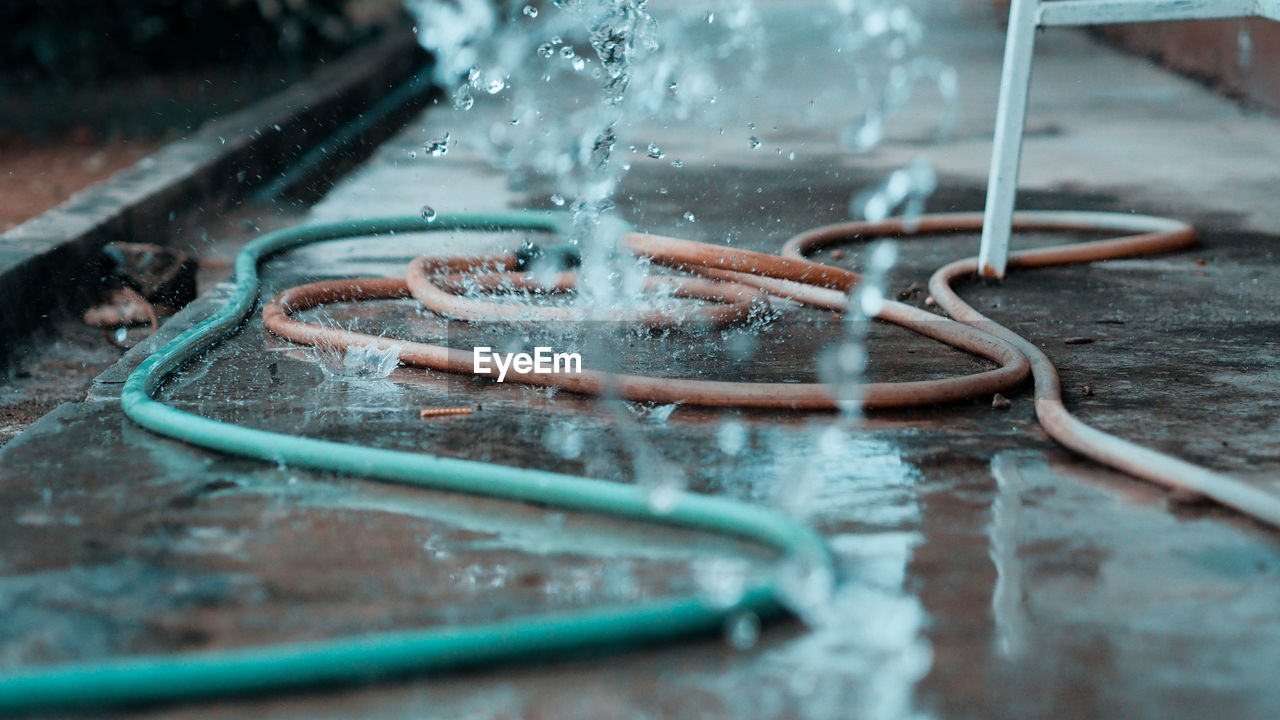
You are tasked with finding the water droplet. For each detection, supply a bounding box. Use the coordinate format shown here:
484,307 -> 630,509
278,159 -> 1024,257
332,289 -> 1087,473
748,136 -> 761,149
851,114 -> 884,150
1238,26 -> 1254,68
726,611 -> 761,650
408,151 -> 417,159
484,77 -> 505,94
340,340 -> 404,378
683,211 -> 696,223
420,206 -> 437,222
776,550 -> 836,625
862,193 -> 890,222
453,86 -> 474,111
818,339 -> 868,413
670,159 -> 684,168
537,42 -> 554,58
571,56 -> 585,72
560,45 -> 575,59
716,419 -> 747,455
550,193 -> 565,206
705,11 -> 715,23
864,9 -> 890,36
522,4 -> 537,17
890,6 -> 916,32
425,133 -> 450,157
646,142 -> 665,159
648,483 -> 679,513
544,421 -> 583,459
696,557 -> 751,607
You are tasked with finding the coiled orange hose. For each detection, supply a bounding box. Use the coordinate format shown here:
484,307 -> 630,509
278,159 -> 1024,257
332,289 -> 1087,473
780,210 -> 1280,526
404,252 -> 765,328
262,209 -> 1280,526
264,237 -> 1032,409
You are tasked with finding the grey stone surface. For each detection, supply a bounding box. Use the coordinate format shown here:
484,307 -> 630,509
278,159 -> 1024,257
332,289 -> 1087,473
2,1 -> 1280,718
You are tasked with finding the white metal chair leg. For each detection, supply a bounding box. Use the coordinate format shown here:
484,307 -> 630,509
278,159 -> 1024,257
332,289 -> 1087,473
979,0 -> 1041,279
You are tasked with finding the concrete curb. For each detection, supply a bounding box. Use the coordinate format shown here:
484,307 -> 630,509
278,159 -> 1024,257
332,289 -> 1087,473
0,29 -> 433,370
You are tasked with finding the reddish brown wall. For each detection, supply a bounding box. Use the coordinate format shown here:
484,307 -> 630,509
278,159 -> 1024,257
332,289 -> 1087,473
989,0 -> 1280,113
1093,18 -> 1280,113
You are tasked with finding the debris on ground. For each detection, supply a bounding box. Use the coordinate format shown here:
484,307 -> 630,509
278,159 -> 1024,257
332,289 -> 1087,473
82,242 -> 196,347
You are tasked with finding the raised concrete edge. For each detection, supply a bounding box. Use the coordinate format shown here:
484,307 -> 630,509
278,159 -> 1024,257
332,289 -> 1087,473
0,28 -> 432,371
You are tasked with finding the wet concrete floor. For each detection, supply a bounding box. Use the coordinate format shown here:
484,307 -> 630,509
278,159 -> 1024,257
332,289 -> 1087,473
2,1 -> 1280,718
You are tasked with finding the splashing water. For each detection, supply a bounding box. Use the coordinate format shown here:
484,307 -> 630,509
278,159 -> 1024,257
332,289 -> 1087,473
543,420 -> 585,459
1238,25 -> 1254,69
694,556 -> 755,608
339,341 -> 404,378
818,240 -> 898,418
716,418 -> 748,456
725,610 -> 762,650
407,0 -> 661,218
425,133 -> 450,156
399,8 -> 947,705
404,0 -> 775,314
855,157 -> 937,224
634,454 -> 686,513
776,546 -> 838,625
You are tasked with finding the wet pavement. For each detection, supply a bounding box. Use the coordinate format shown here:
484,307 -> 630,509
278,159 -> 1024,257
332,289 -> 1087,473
3,0 -> 1280,718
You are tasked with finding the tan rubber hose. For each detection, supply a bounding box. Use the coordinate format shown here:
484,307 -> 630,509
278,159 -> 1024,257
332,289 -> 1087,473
781,210 -> 1280,526
262,210 -> 1279,525
404,252 -> 767,328
264,238 -> 1031,409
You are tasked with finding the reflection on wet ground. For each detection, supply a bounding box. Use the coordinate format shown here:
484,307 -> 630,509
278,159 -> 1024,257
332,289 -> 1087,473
3,0 -> 1280,717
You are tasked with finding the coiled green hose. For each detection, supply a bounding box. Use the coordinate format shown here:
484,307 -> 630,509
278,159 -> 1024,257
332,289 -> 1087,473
0,211 -> 832,714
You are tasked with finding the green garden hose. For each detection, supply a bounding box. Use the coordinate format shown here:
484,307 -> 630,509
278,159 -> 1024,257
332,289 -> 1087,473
0,211 -> 833,714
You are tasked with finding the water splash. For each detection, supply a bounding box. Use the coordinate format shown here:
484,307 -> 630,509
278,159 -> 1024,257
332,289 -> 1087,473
725,609 -> 762,650
396,10 -> 946,710
1238,24 -> 1254,69
694,556 -> 754,608
855,157 -> 937,224
716,418 -> 749,456
425,132 -> 450,156
543,420 -> 585,459
817,240 -> 897,418
339,340 -> 404,378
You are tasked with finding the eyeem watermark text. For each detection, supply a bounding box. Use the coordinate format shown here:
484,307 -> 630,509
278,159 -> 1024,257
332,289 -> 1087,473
473,346 -> 582,382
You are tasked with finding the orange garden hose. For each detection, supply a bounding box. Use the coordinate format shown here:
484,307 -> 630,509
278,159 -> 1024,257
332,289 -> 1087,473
264,209 -> 1280,526
265,245 -> 1031,410
404,252 -> 765,327
780,210 -> 1280,526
